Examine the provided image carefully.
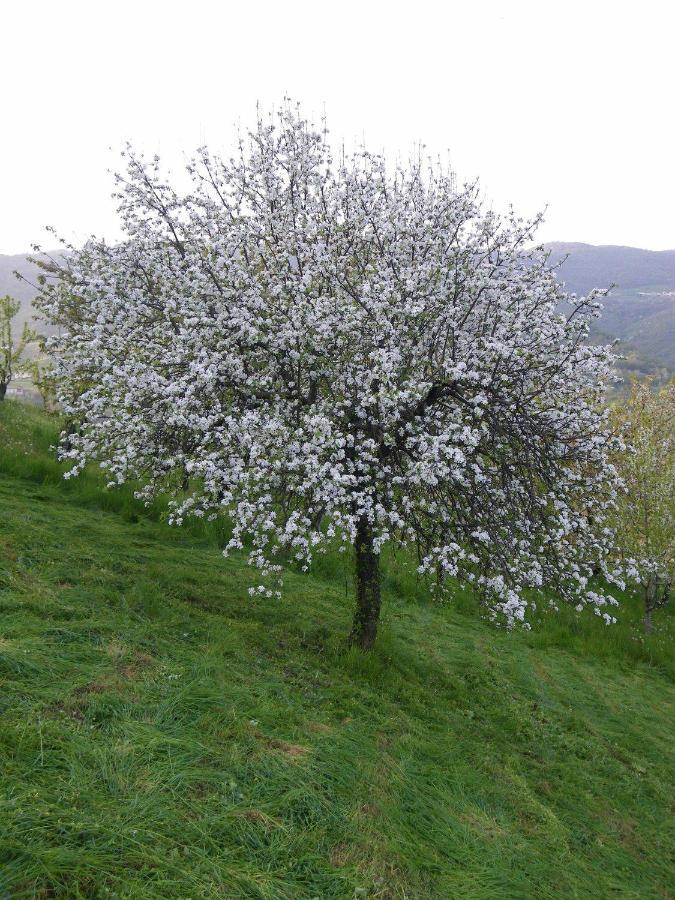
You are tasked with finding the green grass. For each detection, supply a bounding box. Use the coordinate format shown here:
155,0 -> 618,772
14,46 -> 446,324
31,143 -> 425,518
0,400 -> 673,898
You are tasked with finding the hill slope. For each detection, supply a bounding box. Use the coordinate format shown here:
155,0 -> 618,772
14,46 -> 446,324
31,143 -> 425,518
0,401 -> 673,898
544,243 -> 675,296
545,242 -> 675,372
0,253 -> 48,338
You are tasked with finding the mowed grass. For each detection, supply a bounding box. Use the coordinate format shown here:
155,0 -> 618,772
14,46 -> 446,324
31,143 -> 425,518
0,401 -> 673,898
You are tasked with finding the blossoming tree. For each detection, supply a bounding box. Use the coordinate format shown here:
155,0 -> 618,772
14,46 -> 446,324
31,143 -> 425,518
36,104 -> 622,648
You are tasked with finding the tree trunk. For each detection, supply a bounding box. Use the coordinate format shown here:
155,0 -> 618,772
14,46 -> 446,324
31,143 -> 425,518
643,608 -> 653,635
643,578 -> 655,634
0,380 -> 7,401
349,517 -> 381,650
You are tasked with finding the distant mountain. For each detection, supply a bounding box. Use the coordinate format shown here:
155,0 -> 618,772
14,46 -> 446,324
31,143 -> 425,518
544,242 -> 675,295
544,242 -> 675,375
2,243 -> 673,382
0,252 -> 64,343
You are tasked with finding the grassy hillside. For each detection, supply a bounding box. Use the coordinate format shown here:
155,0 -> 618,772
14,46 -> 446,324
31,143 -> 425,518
0,401 -> 673,899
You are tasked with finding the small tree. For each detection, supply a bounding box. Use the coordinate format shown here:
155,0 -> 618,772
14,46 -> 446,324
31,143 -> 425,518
611,379 -> 674,632
0,295 -> 35,401
36,104 -> 622,648
28,353 -> 57,411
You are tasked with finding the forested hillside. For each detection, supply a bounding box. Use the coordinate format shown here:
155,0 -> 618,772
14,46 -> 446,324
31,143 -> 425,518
546,242 -> 675,375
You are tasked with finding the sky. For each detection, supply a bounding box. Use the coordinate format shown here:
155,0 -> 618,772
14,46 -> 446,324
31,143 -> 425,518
2,0 -> 674,254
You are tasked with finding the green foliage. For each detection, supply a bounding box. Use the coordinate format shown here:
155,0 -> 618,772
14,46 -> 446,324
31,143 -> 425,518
27,351 -> 57,411
611,378 -> 674,623
0,400 -> 673,898
0,295 -> 37,400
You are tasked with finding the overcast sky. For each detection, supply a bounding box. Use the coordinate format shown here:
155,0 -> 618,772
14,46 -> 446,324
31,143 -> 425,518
2,0 -> 673,254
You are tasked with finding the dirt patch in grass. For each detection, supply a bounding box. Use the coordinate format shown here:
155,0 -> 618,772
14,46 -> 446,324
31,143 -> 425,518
0,537 -> 17,562
460,808 -> 507,839
359,802 -> 382,818
329,842 -> 355,867
74,677 -> 118,695
308,720 -> 332,734
105,640 -> 127,659
234,809 -> 283,829
267,738 -> 310,758
117,651 -> 156,679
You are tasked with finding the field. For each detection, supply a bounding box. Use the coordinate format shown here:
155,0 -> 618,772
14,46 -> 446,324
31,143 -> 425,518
0,400 -> 673,898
